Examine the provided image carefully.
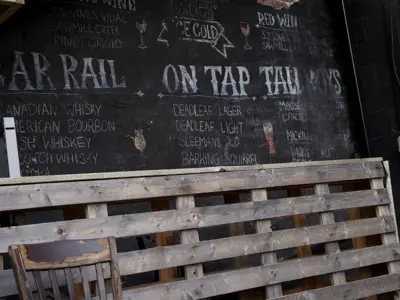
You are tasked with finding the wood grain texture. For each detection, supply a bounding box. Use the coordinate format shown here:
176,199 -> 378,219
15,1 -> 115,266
314,184 -> 346,286
176,195 -> 204,279
0,162 -> 384,212
0,216 -> 395,297
273,274 -> 400,300
80,266 -> 92,300
109,237 -> 123,300
96,264 -> 107,300
251,189 -> 282,298
49,269 -> 61,300
65,268 -> 77,300
0,158 -> 383,186
122,244 -> 400,300
371,178 -> 400,300
0,189 -> 388,253
151,199 -> 176,282
33,271 -> 46,300
8,245 -> 33,300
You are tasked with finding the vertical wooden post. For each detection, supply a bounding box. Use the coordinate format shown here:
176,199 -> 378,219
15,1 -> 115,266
175,195 -> 204,279
342,183 -> 376,300
86,204 -> 109,295
151,199 -> 175,282
224,193 -> 254,300
288,188 -> 316,291
251,189 -> 283,299
371,177 -> 400,300
314,184 -> 346,286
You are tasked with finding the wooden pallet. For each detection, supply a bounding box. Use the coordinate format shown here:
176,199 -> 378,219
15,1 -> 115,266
0,158 -> 399,299
0,0 -> 23,25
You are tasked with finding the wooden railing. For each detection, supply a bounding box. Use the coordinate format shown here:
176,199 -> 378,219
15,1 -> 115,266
0,158 -> 399,299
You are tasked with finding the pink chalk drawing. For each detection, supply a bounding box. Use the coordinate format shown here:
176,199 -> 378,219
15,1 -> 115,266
263,121 -> 276,154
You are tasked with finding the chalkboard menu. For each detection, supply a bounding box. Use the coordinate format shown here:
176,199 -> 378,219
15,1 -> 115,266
0,0 -> 355,176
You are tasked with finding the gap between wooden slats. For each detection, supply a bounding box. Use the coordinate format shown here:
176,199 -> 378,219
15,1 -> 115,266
0,215 -> 396,298
122,244 -> 400,300
371,176 -> 400,300
272,274 -> 400,300
314,184 -> 346,287
0,190 -> 389,253
251,189 -> 283,298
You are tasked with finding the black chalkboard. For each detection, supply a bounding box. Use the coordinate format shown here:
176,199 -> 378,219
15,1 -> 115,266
0,0 -> 356,176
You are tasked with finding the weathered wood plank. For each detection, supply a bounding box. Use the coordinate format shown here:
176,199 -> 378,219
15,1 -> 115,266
251,189 -> 282,298
0,158 -> 383,187
315,184 -> 346,286
122,244 -> 400,300
273,274 -> 400,300
96,264 -> 107,300
0,162 -> 384,212
384,161 -> 399,238
80,266 -> 92,300
0,190 -> 388,253
176,195 -> 204,279
49,269 -> 62,300
371,178 -> 400,300
65,268 -> 77,300
0,216 -> 396,297
151,199 -> 176,282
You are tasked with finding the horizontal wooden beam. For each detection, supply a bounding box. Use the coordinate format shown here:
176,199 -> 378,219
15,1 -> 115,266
0,158 -> 383,186
122,244 -> 400,300
0,189 -> 388,253
1,239 -> 399,298
118,216 -> 395,274
275,274 -> 400,300
0,161 -> 384,212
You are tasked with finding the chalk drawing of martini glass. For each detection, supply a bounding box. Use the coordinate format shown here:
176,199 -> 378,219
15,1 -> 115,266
240,22 -> 252,50
136,17 -> 147,49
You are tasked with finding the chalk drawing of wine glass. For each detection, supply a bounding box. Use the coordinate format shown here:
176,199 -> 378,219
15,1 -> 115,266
263,121 -> 276,154
136,17 -> 147,49
240,22 -> 252,50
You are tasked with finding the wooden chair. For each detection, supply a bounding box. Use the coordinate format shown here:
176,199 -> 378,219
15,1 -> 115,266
8,238 -> 122,300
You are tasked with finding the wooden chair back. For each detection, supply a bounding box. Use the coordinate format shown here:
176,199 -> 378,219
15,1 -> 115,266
8,237 -> 122,300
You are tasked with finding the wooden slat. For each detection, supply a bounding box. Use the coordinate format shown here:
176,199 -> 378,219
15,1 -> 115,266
315,184 -> 346,285
371,178 -> 400,300
33,271 -> 46,300
288,188 -> 316,291
0,189 -> 388,253
109,237 -> 122,300
251,189 -> 283,298
0,161 -> 384,212
86,204 -> 109,297
176,195 -> 204,279
0,158 -> 383,186
273,274 -> 400,300
8,245 -> 33,300
151,199 -> 175,282
96,264 -> 107,300
123,244 -> 400,300
49,269 -> 62,300
384,161 -> 399,237
80,266 -> 92,300
65,268 -> 77,300
0,216 -> 395,297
